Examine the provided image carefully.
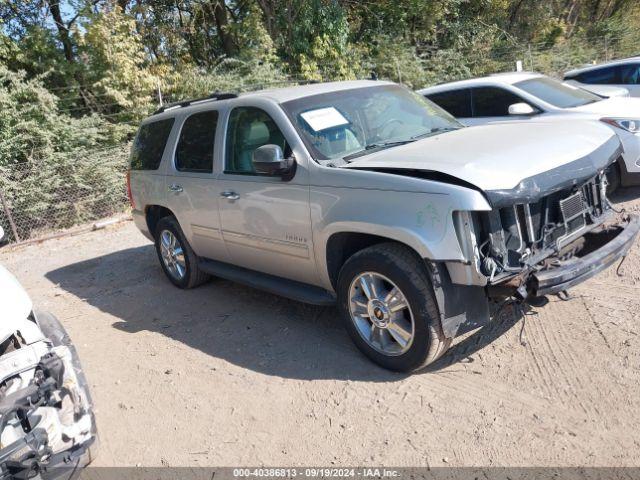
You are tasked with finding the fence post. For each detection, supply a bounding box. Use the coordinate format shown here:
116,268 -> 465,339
157,81 -> 164,107
0,189 -> 20,243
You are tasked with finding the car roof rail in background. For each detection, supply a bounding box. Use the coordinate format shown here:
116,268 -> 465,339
153,92 -> 238,115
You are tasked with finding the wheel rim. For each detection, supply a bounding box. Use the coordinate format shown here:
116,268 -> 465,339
159,230 -> 186,280
348,272 -> 415,356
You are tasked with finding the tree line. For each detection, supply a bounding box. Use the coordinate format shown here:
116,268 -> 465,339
2,0 -> 639,116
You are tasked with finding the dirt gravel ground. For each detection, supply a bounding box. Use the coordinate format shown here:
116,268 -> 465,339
2,188 -> 640,467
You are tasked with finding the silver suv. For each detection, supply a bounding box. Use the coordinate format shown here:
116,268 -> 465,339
128,80 -> 639,372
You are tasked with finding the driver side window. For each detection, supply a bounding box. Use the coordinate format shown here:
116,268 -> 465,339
225,107 -> 290,174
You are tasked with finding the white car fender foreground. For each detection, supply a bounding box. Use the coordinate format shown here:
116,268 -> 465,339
0,244 -> 97,478
0,265 -> 33,344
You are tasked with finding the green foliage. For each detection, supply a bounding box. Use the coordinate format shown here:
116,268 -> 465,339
367,36 -> 426,88
260,0 -> 354,79
80,6 -> 157,121
0,66 -> 133,240
160,58 -> 287,102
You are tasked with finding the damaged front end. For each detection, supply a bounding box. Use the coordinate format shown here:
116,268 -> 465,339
475,167 -> 640,300
0,310 -> 96,480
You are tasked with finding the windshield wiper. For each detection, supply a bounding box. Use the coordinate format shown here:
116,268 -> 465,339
412,127 -> 460,138
343,139 -> 415,161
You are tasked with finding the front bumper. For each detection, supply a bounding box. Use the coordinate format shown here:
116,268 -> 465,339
530,214 -> 640,296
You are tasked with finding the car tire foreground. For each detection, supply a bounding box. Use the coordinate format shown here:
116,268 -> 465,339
337,243 -> 451,372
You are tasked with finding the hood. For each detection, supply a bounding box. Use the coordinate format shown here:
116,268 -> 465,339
564,81 -> 629,98
569,96 -> 640,117
0,264 -> 33,343
343,121 -> 619,198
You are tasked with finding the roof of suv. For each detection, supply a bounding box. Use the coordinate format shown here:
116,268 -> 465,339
565,56 -> 640,78
241,79 -> 392,102
417,72 -> 543,95
145,80 -> 393,123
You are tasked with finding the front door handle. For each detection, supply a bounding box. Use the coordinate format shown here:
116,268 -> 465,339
168,184 -> 183,193
220,190 -> 240,201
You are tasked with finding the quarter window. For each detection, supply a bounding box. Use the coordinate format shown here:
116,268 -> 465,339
130,118 -> 174,170
426,89 -> 472,118
225,107 -> 289,174
175,110 -> 218,173
471,87 -> 528,117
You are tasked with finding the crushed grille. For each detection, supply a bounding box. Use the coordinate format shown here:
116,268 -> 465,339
559,191 -> 587,222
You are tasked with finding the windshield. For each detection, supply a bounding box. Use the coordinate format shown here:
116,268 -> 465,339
281,85 -> 462,162
514,76 -> 602,108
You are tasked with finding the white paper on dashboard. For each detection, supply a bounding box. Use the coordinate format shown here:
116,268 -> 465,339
300,107 -> 349,131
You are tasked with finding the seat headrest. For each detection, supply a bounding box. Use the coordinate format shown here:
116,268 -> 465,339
240,121 -> 270,145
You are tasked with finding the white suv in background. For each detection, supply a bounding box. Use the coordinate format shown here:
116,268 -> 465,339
418,72 -> 640,189
564,57 -> 640,98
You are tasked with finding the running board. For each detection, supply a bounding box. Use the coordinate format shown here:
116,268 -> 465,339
198,258 -> 336,306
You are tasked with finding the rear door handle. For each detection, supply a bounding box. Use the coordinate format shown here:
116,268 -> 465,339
220,190 -> 240,200
168,184 -> 183,193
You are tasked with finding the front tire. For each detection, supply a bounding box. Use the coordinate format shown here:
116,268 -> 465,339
337,243 -> 451,372
154,216 -> 209,289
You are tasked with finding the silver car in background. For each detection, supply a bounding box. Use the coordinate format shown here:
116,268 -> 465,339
419,72 -> 640,189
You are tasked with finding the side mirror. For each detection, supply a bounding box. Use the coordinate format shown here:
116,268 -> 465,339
508,103 -> 536,116
252,144 -> 296,180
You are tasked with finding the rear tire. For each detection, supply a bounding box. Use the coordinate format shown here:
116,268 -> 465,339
154,216 -> 209,289
337,243 -> 451,372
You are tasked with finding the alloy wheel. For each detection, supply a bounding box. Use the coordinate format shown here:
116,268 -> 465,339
159,230 -> 186,280
348,272 -> 415,356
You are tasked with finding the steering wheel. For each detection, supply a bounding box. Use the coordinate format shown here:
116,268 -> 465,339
377,118 -> 404,139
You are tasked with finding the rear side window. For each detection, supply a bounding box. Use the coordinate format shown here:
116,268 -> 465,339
130,118 -> 175,170
471,87 -> 526,117
574,66 -> 619,85
175,110 -> 218,173
426,89 -> 472,117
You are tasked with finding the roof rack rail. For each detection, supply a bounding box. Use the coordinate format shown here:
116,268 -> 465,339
153,92 -> 238,115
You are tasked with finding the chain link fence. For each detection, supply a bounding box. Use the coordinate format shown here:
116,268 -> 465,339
0,144 -> 131,245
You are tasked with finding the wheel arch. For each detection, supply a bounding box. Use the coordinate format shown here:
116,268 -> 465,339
324,229 -> 491,341
324,230 -> 428,291
145,204 -> 176,238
